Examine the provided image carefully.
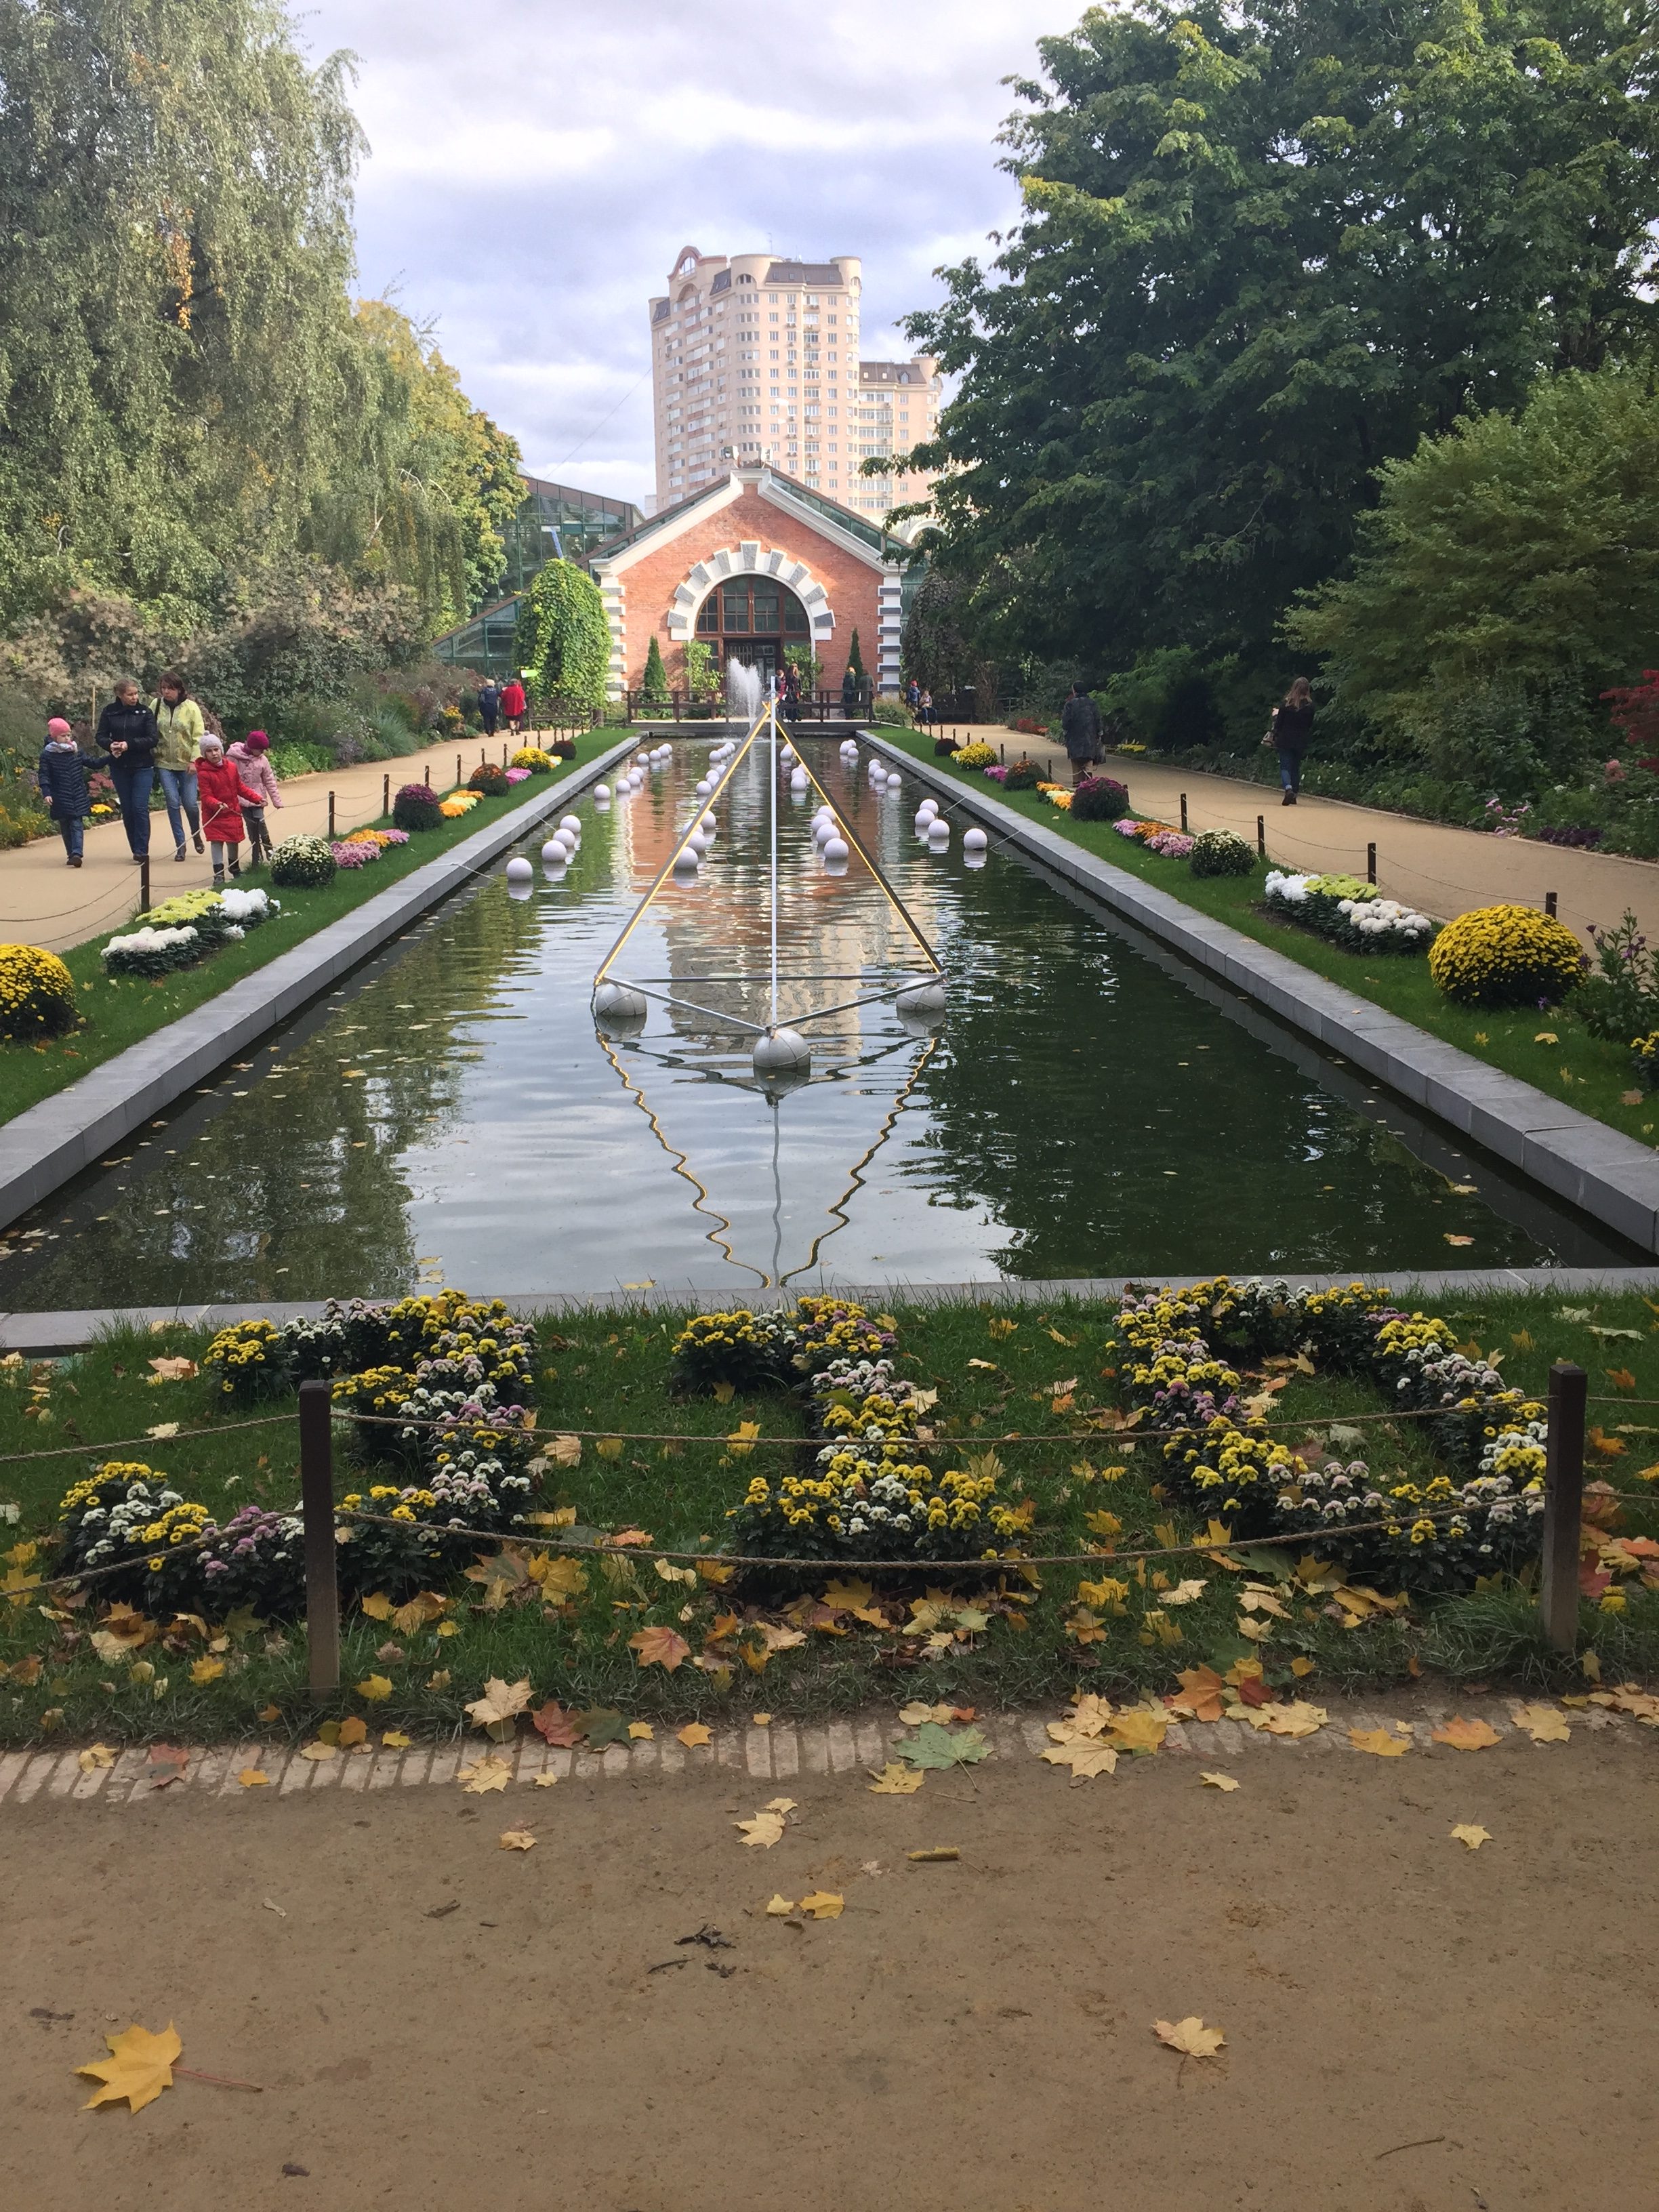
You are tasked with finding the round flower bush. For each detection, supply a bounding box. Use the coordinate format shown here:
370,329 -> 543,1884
1427,903 -> 1585,1008
671,1310 -> 794,1395
204,1317 -> 290,1403
1189,828 -> 1256,878
268,834 -> 337,890
392,782 -> 445,833
511,746 -> 554,772
1069,775 -> 1130,822
469,762 -> 509,797
1002,756 -> 1042,792
0,944 -> 76,1040
952,742 -> 997,771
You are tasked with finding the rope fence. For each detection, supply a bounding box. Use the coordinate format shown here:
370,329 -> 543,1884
1,1364 -> 1635,1679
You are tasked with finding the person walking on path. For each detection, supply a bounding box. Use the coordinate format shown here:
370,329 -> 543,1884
1060,682 -> 1103,787
93,677 -> 160,859
195,735 -> 259,883
1266,676 -> 1315,805
906,676 -> 922,724
228,729 -> 282,865
840,662 -> 858,716
477,680 -> 501,737
499,677 -> 527,735
150,670 -> 205,861
35,716 -> 110,867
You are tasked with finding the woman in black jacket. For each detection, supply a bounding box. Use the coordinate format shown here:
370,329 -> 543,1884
94,676 -> 161,858
1267,676 -> 1315,805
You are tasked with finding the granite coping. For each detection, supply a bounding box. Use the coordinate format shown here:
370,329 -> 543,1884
869,738 -> 1659,1254
7,1268 -> 1659,1351
0,736 -> 640,1234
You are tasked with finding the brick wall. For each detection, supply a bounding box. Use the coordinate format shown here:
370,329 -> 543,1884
617,489 -> 883,693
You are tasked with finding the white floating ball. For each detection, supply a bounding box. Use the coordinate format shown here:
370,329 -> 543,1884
896,979 -> 947,1015
963,826 -> 988,854
672,849 -> 700,876
593,783 -> 611,802
701,811 -> 717,834
594,981 -> 647,1028
823,836 -> 849,865
695,777 -> 712,796
560,815 -> 581,837
753,1028 -> 811,1078
505,855 -> 533,884
928,819 -> 950,848
885,772 -> 903,792
541,839 -> 567,865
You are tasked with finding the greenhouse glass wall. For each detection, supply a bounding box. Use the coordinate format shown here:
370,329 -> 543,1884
432,474 -> 642,680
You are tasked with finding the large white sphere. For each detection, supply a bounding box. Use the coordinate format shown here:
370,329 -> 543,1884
594,981 -> 647,1026
928,819 -> 951,848
560,815 -> 581,836
885,772 -> 903,792
753,1027 -> 811,1077
672,846 -> 700,874
541,838 -> 567,865
896,978 -> 947,1015
914,809 -> 937,836
823,836 -> 850,865
695,777 -> 712,796
505,855 -> 533,884
593,783 -> 611,801
962,825 -> 988,853
701,811 -> 717,834
790,769 -> 808,792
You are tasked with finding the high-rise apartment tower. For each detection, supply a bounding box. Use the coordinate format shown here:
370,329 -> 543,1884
649,245 -> 940,520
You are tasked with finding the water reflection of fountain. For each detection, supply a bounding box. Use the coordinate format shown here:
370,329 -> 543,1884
726,657 -> 762,731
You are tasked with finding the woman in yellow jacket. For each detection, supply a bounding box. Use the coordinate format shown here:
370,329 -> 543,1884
152,669 -> 205,862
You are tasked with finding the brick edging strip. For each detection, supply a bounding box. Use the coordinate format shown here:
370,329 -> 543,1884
867,735 -> 1659,1253
0,737 -> 640,1234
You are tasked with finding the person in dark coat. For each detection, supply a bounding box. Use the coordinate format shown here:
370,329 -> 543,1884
1266,676 -> 1315,804
840,663 -> 858,714
93,676 -> 161,858
477,681 -> 501,737
36,716 -> 112,867
1060,683 -> 1103,787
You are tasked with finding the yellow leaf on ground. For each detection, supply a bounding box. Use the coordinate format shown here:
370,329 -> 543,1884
765,1894 -> 796,1917
1432,1716 -> 1502,1751
1041,1739 -> 1118,1779
1349,1726 -> 1410,1757
764,1796 -> 798,1813
753,1712 -> 772,1725
1161,1578 -> 1210,1605
534,1772 -> 559,1787
629,1625 -> 692,1672
596,1437 -> 623,1458
78,2022 -> 182,2112
798,1891 -> 844,1920
897,1699 -> 934,1725
1511,1702 -> 1570,1744
298,1740 -> 337,1762
498,1828 -> 537,1851
355,1673 -> 392,1702
1199,1771 -> 1240,1791
77,1744 -> 116,1773
1450,1823 -> 1492,1851
464,1676 -> 532,1732
1153,2016 -> 1224,2059
381,1730 -> 412,1749
677,1722 -> 712,1748
257,1703 -> 281,1722
336,1715 -> 367,1749
458,1755 -> 512,1794
548,1433 -> 582,1467
727,1420 -> 760,1457
1290,1656 -> 1316,1678
1107,1706 -> 1168,1753
867,1762 -> 926,1794
146,1357 -> 197,1382
1244,1700 -> 1327,1738
188,1656 -> 224,1685
359,1593 -> 393,1620
735,1809 -> 786,1847
628,1721 -> 655,1740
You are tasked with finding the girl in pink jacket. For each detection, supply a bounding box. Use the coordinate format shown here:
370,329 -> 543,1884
228,730 -> 283,864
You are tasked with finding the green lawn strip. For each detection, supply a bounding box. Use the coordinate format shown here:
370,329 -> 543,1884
884,729 -> 1659,1153
2,1288 -> 1655,1746
0,735 -> 614,1124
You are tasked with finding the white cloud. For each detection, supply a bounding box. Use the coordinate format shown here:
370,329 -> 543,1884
295,0 -> 1066,503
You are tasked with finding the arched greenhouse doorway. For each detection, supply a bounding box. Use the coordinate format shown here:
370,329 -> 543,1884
695,576 -> 812,684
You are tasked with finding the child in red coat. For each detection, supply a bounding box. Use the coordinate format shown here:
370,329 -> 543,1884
196,735 -> 261,883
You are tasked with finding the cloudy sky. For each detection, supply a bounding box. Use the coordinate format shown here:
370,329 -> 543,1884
294,0 -> 1073,507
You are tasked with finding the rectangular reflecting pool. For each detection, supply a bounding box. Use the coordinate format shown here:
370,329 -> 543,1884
0,736 -> 1638,1308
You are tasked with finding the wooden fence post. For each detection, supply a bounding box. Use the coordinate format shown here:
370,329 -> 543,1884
1367,841 -> 1376,884
1256,813 -> 1265,857
1179,792 -> 1188,833
299,1378 -> 340,1694
327,791 -> 335,840
1540,1360 -> 1586,1653
382,773 -> 390,817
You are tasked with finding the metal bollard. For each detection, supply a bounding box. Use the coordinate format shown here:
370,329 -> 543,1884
327,790 -> 335,840
1179,792 -> 1188,833
1256,814 -> 1265,858
1367,841 -> 1376,885
298,1378 -> 340,1693
382,773 -> 390,817
139,854 -> 150,912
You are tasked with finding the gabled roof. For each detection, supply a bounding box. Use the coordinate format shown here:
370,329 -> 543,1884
585,467 -> 905,575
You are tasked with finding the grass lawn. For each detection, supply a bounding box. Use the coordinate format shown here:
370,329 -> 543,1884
882,729 -> 1659,1155
0,733 -> 615,1125
1,1286 -> 1655,1749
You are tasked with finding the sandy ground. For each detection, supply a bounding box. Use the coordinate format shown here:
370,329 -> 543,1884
4,1702 -> 1652,2212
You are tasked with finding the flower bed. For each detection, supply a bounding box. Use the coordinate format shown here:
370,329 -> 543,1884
1264,871 -> 1434,955
101,887 -> 278,977
0,945 -> 77,1038
1428,903 -> 1585,1008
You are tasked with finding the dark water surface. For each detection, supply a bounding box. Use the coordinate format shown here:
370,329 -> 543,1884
0,738 -> 1631,1307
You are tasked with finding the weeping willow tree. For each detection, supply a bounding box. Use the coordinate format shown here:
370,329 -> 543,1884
0,0 -> 522,691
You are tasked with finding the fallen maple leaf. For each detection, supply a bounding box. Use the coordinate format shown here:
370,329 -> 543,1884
1041,1739 -> 1118,1779
458,1755 -> 513,1794
1450,1823 -> 1492,1851
897,1699 -> 935,1725
1107,1706 -> 1168,1754
1161,1578 -> 1210,1605
336,1716 -> 367,1750
629,1625 -> 691,1673
355,1674 -> 392,1702
144,1742 -> 189,1788
381,1730 -> 411,1750
867,1762 -> 926,1793
1170,1666 -> 1225,1722
146,1357 -> 197,1382
498,1828 -> 537,1851
1511,1702 -> 1570,1744
1199,1771 -> 1240,1791
677,1721 -> 713,1749
548,1433 -> 581,1467
359,1593 -> 393,1620
464,1675 -> 532,1741
898,1721 -> 991,1769
1349,1726 -> 1410,1757
1432,1716 -> 1501,1751
77,1744 -> 116,1774
735,1809 -> 786,1847
798,1891 -> 844,1920
577,1706 -> 629,1748
531,1699 -> 583,1747
1244,1700 -> 1327,1738
765,1894 -> 796,1917
78,2022 -> 182,2112
628,1721 -> 655,1741
1153,2016 -> 1224,2059
236,1767 -> 271,1788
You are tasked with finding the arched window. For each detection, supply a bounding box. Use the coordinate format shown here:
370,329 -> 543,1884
695,577 -> 811,676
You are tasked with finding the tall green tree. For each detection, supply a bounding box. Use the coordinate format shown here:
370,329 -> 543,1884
906,0 -> 1659,673
513,560 -> 611,714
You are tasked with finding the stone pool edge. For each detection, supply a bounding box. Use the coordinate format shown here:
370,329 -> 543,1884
866,735 -> 1659,1255
6,1268 -> 1659,1353
0,736 -> 640,1234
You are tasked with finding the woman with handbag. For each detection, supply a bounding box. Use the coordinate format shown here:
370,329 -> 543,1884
1264,677 -> 1315,805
